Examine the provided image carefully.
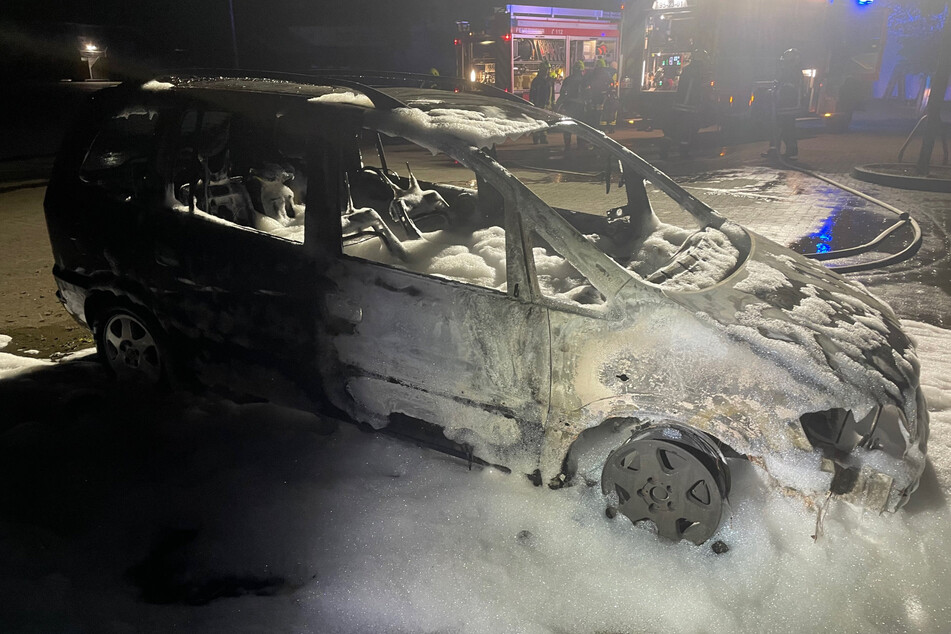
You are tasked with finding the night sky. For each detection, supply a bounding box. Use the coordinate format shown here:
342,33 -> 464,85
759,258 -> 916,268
0,1 -> 628,81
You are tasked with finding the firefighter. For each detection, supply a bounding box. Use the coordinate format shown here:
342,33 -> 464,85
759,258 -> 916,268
668,50 -> 711,157
529,61 -> 555,144
763,48 -> 805,160
601,61 -> 621,132
583,58 -> 614,132
556,60 -> 587,149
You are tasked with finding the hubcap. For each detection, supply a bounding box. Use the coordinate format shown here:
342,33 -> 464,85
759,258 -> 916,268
602,425 -> 729,545
103,313 -> 161,384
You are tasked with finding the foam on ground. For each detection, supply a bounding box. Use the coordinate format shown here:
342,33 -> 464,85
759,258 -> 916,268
0,338 -> 948,633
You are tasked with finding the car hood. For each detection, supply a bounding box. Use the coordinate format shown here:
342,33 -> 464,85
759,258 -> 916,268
659,230 -> 924,441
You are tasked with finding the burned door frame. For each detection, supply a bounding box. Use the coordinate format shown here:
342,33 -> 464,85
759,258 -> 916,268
144,90 -> 322,405
64,90 -> 174,302
310,114 -> 553,471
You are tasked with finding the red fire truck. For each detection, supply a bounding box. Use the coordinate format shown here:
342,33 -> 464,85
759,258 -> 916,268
456,1 -> 885,137
455,4 -> 624,102
630,0 -> 887,133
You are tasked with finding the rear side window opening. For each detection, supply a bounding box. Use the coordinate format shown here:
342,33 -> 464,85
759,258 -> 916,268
171,107 -> 308,244
80,105 -> 163,202
78,96 -> 310,245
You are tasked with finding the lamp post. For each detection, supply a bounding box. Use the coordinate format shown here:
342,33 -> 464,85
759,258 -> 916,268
227,0 -> 240,68
79,40 -> 105,80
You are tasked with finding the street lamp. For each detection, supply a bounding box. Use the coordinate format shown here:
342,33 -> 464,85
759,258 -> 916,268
79,39 -> 105,80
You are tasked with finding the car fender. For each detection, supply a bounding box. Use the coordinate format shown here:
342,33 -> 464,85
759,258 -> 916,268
538,289 -> 871,487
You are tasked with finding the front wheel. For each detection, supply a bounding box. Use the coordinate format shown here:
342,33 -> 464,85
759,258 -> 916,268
601,424 -> 731,544
95,305 -> 167,386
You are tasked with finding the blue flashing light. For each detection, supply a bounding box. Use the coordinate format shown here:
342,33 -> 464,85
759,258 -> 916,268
809,199 -> 841,254
857,0 -> 874,5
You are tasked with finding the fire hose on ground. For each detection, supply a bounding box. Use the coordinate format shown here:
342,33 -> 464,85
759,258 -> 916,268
778,156 -> 924,274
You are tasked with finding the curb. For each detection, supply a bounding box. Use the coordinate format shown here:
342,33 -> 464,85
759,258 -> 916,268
0,180 -> 49,194
852,163 -> 951,193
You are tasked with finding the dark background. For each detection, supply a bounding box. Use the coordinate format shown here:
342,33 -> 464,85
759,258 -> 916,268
0,1 -> 629,81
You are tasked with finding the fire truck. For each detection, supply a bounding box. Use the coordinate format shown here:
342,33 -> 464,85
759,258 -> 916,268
454,4 -> 624,102
630,0 -> 887,134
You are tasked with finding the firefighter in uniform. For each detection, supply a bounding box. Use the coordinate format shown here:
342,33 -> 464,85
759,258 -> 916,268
763,48 -> 806,160
529,61 -> 555,144
668,50 -> 711,157
556,61 -> 588,149
583,58 -> 614,133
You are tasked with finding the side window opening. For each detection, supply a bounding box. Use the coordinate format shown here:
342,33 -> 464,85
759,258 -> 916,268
172,107 -> 307,244
544,177 -> 741,293
340,130 -> 508,293
493,139 -> 646,297
494,128 -> 745,292
80,105 -> 163,201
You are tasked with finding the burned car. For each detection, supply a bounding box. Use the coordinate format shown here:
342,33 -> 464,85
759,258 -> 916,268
44,73 -> 928,544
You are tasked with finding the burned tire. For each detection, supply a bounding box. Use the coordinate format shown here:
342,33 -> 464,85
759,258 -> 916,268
601,423 -> 730,545
94,303 -> 168,387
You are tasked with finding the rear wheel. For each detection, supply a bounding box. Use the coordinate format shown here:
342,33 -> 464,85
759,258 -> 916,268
95,305 -> 166,386
601,423 -> 730,544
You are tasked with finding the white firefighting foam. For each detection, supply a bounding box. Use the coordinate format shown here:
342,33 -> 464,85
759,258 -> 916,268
641,226 -> 741,291
0,320 -> 949,632
343,225 -> 508,291
141,80 -> 174,91
343,219 -> 744,301
308,91 -> 375,108
376,106 -> 549,151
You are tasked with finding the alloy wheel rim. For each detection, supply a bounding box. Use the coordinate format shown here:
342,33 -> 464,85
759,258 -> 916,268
103,313 -> 162,384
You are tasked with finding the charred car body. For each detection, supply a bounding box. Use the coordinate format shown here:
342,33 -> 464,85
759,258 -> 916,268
44,72 -> 928,544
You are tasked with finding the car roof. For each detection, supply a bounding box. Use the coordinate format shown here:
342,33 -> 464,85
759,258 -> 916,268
148,71 -> 563,125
